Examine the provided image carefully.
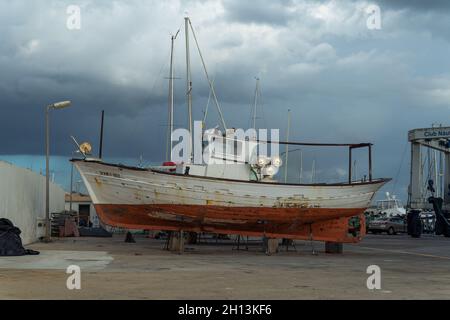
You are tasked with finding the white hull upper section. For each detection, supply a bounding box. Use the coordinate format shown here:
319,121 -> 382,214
74,160 -> 388,209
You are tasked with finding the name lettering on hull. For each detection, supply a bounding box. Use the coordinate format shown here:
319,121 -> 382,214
99,171 -> 121,178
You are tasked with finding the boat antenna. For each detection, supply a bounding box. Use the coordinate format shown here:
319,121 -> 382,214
167,29 -> 180,162
188,18 -> 227,132
70,135 -> 81,152
185,17 -> 194,162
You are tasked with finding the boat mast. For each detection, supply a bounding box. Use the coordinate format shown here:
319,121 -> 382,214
299,149 -> 303,183
188,19 -> 227,132
252,77 -> 260,129
167,31 -> 178,162
311,159 -> 316,183
185,17 -> 193,162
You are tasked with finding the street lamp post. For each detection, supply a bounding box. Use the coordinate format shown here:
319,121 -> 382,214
69,159 -> 74,212
45,100 -> 72,242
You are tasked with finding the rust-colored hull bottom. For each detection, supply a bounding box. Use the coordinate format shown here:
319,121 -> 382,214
95,204 -> 367,243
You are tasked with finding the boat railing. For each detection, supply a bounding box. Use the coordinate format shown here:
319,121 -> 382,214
256,139 -> 374,184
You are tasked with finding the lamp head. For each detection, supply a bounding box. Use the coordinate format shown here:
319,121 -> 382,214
50,100 -> 72,109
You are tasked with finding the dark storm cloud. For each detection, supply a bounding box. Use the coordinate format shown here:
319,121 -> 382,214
0,0 -> 181,158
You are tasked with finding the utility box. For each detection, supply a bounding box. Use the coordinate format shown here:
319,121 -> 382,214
36,218 -> 46,240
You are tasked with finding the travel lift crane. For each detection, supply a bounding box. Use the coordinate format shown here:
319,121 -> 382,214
407,126 -> 450,237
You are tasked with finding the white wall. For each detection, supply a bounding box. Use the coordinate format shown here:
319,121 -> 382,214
0,161 -> 65,245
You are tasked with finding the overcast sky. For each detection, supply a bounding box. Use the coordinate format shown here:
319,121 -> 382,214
1,0 -> 449,199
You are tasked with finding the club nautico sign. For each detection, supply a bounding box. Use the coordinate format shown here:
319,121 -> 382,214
409,127 -> 450,141
423,130 -> 450,138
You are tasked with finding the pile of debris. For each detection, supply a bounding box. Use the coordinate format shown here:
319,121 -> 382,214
0,218 -> 39,256
51,211 -> 112,238
51,211 -> 79,237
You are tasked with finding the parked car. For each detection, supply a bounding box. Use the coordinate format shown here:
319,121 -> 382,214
364,212 -> 387,233
368,217 -> 407,235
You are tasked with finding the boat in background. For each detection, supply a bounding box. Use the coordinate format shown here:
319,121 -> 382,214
373,192 -> 406,217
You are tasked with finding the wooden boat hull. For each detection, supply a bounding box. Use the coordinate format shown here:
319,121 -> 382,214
74,160 -> 389,243
95,204 -> 366,242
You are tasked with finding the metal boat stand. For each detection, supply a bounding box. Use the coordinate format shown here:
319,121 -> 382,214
308,224 -> 318,256
196,232 -> 205,244
232,235 -> 249,251
280,238 -> 297,252
124,231 -> 136,243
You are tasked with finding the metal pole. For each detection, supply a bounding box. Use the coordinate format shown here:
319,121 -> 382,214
410,142 -> 423,209
168,35 -> 175,162
299,150 -> 303,183
43,100 -> 71,242
69,162 -> 74,212
368,144 -> 373,181
99,110 -> 104,159
253,78 -> 260,129
284,109 -> 291,183
185,17 -> 193,161
45,106 -> 51,242
348,147 -> 352,184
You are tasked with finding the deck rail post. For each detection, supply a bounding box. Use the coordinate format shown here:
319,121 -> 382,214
368,144 -> 373,182
348,146 -> 353,184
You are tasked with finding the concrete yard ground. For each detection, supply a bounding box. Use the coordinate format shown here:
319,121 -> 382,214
0,234 -> 449,299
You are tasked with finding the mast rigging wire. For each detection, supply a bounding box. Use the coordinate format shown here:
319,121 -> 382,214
392,140 -> 408,195
188,19 -> 227,132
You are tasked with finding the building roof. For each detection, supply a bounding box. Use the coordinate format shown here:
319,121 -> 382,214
65,193 -> 92,203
